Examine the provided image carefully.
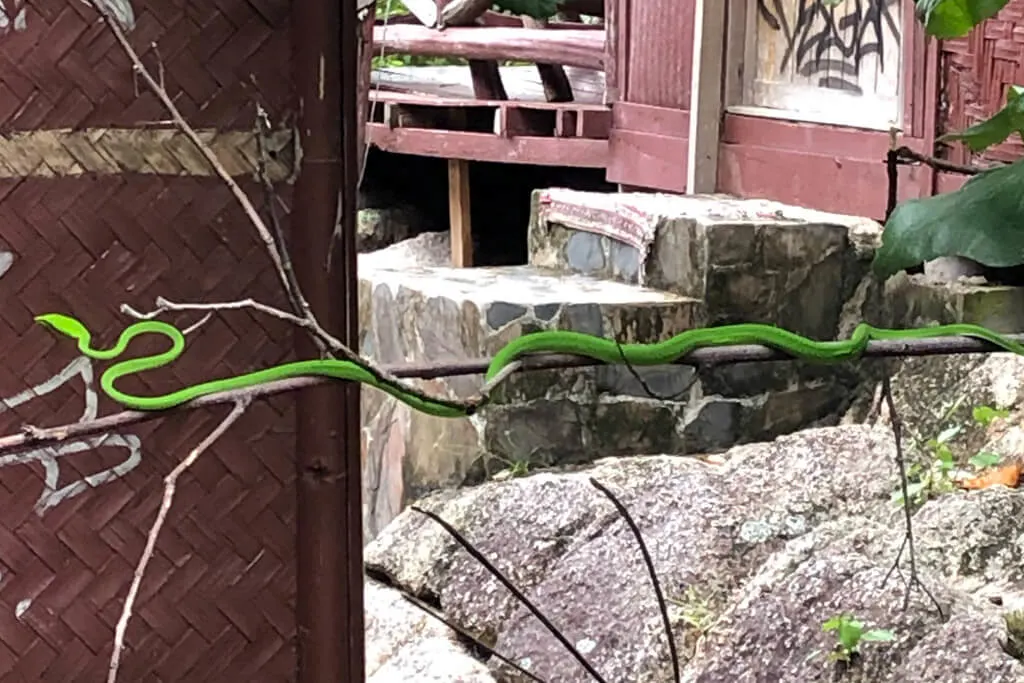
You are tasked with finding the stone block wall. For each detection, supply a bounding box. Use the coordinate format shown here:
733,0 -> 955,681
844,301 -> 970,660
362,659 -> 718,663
358,193 -> 885,540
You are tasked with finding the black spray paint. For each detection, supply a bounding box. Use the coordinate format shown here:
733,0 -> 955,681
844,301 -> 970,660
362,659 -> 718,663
756,0 -> 901,94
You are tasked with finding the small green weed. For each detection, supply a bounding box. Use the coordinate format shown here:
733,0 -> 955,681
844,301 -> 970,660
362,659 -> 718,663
821,613 -> 895,663
894,404 -> 1010,506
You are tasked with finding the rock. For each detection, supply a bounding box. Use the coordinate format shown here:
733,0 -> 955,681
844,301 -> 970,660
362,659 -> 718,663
366,579 -> 496,682
358,193 -> 888,540
358,204 -> 432,253
687,523 -> 1021,682
365,423 -> 1024,682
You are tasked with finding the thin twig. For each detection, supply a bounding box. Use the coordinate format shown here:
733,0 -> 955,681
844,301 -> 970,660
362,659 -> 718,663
107,398 -> 250,683
6,335 -> 1024,458
119,297 -> 487,412
878,371 -> 943,617
83,0 -> 298,305
254,104 -> 312,327
411,506 -> 611,683
612,336 -> 687,401
86,0 -> 438,409
589,478 -> 680,683
892,145 -> 990,177
399,593 -> 549,683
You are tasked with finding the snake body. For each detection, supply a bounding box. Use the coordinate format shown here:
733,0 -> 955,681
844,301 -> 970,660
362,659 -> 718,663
35,313 -> 1024,417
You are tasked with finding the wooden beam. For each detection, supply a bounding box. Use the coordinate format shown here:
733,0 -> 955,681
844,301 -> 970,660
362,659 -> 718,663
366,123 -> 609,166
448,159 -> 473,267
686,0 -> 727,194
371,26 -> 606,70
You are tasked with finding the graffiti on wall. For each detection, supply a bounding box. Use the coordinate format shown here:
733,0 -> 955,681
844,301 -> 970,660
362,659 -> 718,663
0,251 -> 143,518
755,0 -> 901,95
0,356 -> 143,517
0,0 -> 135,36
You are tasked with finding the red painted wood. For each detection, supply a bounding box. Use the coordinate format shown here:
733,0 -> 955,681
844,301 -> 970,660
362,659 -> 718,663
622,0 -> 694,107
604,0 -> 694,191
612,101 -> 689,136
367,123 -> 608,166
371,26 -> 606,70
717,115 -> 931,219
607,128 -> 689,192
370,91 -> 610,112
605,0 -> 618,102
717,143 -> 930,219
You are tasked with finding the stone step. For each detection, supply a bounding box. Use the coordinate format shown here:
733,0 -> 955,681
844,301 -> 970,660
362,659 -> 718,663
357,261 -> 705,537
529,188 -> 880,336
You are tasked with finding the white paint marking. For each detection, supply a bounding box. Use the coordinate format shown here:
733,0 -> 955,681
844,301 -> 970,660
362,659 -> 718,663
15,599 -> 30,620
0,356 -> 144,515
0,251 -> 11,278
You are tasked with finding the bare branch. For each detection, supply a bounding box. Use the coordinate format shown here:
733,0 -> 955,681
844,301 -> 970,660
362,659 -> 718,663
82,0 -> 299,306
589,478 -> 680,683
879,369 -> 943,617
3,334 -> 1024,459
412,506 -> 610,683
107,398 -> 250,683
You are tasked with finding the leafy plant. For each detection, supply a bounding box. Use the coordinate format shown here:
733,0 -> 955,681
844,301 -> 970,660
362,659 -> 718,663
894,404 -> 1010,503
822,614 -> 895,663
972,404 -> 1010,427
914,0 -> 1012,38
872,0 -> 1024,280
894,424 -> 961,505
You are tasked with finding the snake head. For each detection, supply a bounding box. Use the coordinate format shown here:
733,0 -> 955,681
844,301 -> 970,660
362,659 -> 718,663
35,313 -> 89,341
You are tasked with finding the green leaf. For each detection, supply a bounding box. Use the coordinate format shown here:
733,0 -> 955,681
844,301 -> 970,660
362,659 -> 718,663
973,405 -> 1011,426
970,451 -> 1003,468
916,0 -> 1012,38
860,629 -> 896,643
936,447 -> 955,468
940,86 -> 1024,151
492,0 -> 560,19
837,619 -> 865,650
872,158 -> 1024,280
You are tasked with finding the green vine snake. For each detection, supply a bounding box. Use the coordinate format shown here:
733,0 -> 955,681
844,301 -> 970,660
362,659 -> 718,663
34,312 -> 1024,419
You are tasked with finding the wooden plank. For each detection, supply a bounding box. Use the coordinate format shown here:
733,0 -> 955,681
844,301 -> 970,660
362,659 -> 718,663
371,26 -> 606,70
686,0 -> 726,193
622,0 -> 694,107
720,113 -> 928,156
468,60 -> 508,99
717,142 -> 930,220
369,90 -> 610,112
722,0 -> 747,107
371,65 -> 606,103
366,123 -> 609,166
607,102 -> 689,191
448,159 -> 473,267
612,101 -> 689,135
607,129 -> 689,192
604,0 -> 617,103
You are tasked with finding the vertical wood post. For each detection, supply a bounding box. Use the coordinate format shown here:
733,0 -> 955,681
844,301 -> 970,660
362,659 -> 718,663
293,0 -> 365,680
448,158 -> 473,267
687,0 -> 727,194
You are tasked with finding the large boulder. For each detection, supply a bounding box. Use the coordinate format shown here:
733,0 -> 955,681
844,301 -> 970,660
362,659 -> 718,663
364,423 -> 1024,681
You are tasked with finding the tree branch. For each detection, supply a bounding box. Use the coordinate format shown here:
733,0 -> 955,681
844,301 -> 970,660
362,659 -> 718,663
82,0 -> 487,415
107,398 -> 251,683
